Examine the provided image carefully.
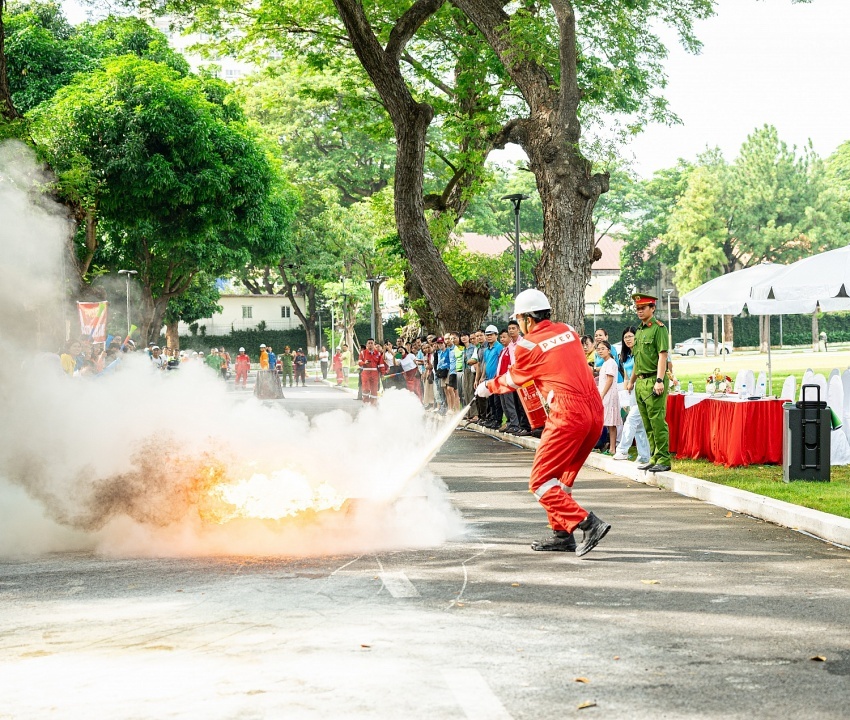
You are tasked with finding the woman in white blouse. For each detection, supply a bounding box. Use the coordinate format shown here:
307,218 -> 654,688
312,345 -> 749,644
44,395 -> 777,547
596,340 -> 622,454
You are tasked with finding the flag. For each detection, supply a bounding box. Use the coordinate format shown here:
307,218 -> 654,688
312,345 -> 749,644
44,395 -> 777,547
77,301 -> 108,343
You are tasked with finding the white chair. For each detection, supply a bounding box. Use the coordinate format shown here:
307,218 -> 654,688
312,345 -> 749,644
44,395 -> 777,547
829,368 -> 840,382
800,369 -> 814,401
842,370 -> 850,410
780,375 -> 796,401
756,371 -> 767,395
811,374 -> 828,404
832,426 -> 850,466
734,370 -> 750,394
829,375 -> 844,417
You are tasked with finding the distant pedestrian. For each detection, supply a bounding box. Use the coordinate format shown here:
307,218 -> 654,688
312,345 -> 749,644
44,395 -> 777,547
281,345 -> 294,387
319,346 -> 329,380
234,347 -> 250,389
259,344 -> 269,370
294,348 -> 307,386
333,348 -> 344,386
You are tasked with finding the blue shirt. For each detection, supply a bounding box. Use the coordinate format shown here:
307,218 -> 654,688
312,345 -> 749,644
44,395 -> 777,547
482,342 -> 503,380
618,354 -> 634,384
267,351 -> 277,369
438,347 -> 455,374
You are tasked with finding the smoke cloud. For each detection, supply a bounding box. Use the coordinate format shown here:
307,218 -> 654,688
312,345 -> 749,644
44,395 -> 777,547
0,141 -> 464,558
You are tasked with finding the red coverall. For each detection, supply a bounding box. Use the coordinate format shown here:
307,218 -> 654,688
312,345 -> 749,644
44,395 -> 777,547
486,319 -> 603,533
234,352 -> 251,387
358,348 -> 385,404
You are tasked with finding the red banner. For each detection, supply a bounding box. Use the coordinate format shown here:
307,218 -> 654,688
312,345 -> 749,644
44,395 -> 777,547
77,301 -> 108,343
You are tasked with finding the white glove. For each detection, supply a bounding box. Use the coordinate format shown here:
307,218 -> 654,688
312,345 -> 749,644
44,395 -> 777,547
475,382 -> 491,398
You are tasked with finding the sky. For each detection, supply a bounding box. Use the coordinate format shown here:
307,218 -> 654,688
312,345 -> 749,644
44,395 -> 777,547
623,0 -> 850,177
62,0 -> 850,179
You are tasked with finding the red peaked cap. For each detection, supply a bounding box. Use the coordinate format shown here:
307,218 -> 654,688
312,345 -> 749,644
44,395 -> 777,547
632,293 -> 657,306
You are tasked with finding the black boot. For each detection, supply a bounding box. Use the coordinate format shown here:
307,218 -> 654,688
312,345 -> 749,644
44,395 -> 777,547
531,530 -> 576,552
575,512 -> 611,557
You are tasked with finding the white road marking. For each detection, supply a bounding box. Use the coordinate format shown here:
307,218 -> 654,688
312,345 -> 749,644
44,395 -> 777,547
442,669 -> 513,720
379,571 -> 420,598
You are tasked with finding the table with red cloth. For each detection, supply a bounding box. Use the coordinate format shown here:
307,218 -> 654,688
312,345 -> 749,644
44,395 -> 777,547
666,393 -> 785,467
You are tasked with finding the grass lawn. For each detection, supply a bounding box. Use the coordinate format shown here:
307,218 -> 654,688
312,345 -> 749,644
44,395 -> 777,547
617,450 -> 850,519
669,347 -> 849,397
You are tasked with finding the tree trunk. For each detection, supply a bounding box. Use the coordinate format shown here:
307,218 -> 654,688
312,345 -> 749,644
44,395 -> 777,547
701,315 -> 708,357
451,0 -> 609,331
331,0 -> 490,333
165,321 -> 179,352
812,309 -> 819,352
712,315 -> 719,353
0,1 -> 19,121
723,315 -> 734,345
759,315 -> 770,353
139,288 -> 168,346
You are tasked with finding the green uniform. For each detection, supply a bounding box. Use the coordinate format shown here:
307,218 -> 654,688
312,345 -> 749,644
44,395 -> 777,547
206,353 -> 220,372
281,352 -> 294,387
633,317 -> 671,466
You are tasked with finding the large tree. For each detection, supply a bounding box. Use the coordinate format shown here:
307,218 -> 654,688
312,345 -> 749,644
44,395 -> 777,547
30,56 -> 296,342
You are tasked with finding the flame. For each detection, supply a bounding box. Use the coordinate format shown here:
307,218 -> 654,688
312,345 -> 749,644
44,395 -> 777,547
199,466 -> 347,524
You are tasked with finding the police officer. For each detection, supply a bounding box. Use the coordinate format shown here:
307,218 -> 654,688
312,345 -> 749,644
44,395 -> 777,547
626,293 -> 671,473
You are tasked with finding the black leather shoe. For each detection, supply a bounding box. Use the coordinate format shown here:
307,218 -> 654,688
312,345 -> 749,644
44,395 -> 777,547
648,464 -> 671,473
514,429 -> 533,437
637,462 -> 653,471
575,512 -> 611,557
531,531 -> 576,552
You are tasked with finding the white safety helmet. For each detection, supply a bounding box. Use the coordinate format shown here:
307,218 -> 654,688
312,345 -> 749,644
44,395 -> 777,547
239,347 -> 245,352
484,325 -> 498,334
260,343 -> 266,348
512,288 -> 551,318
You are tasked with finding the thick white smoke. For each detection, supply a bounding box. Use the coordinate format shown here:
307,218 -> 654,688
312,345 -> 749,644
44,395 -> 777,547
0,141 -> 464,558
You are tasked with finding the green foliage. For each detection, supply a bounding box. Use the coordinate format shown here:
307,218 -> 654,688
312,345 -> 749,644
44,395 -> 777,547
603,161 -> 691,309
665,164 -> 729,293
29,54 -> 296,338
4,3 -> 189,114
163,274 -> 223,325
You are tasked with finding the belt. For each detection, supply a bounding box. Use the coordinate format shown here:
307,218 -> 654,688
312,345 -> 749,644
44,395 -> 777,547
636,373 -> 657,380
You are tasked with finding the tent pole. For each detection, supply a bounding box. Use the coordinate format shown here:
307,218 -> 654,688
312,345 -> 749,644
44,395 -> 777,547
767,315 -> 772,396
721,315 -> 725,363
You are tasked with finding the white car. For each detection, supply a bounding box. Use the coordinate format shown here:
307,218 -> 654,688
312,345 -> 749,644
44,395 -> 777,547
674,337 -> 732,356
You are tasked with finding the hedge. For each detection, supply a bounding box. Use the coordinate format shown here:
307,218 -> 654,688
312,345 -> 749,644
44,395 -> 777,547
176,317 -> 408,358
583,312 -> 849,348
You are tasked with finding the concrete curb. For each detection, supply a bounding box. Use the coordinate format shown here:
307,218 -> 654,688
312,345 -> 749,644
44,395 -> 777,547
460,423 -> 850,548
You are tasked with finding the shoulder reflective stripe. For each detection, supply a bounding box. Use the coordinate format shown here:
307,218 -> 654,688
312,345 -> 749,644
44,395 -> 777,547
517,338 -> 536,351
504,370 -> 520,390
533,478 -> 573,500
538,330 -> 576,353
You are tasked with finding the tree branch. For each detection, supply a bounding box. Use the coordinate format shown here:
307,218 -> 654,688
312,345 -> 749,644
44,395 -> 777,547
386,0 -> 448,62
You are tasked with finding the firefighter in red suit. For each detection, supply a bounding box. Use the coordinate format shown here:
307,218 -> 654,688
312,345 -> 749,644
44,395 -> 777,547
477,289 -> 612,557
234,347 -> 251,389
358,338 -> 386,404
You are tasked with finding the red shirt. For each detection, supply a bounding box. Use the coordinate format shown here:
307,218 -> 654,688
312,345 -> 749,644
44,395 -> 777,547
358,348 -> 385,372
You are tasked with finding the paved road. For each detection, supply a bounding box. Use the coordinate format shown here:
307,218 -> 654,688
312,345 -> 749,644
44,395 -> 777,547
2,386 -> 849,719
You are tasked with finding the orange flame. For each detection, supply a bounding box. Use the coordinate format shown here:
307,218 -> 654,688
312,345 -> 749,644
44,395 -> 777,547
199,466 -> 347,524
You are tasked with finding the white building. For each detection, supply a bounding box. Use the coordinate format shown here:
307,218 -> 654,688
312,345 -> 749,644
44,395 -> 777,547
177,295 -> 306,335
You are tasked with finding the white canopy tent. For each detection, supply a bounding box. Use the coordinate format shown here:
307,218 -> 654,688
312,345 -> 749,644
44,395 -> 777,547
750,244 -> 850,313
679,263 -> 798,393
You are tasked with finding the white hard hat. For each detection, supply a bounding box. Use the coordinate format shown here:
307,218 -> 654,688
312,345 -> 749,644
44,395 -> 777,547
260,343 -> 266,348
512,288 -> 551,318
485,325 -> 498,334
239,347 -> 245,352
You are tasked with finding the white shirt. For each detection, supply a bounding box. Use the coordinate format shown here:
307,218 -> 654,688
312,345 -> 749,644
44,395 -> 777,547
319,351 -> 329,362
399,354 -> 417,372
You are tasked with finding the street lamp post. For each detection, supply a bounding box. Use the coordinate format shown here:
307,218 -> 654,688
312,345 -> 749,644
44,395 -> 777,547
501,194 -> 530,297
117,270 -> 138,337
365,275 -> 388,343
